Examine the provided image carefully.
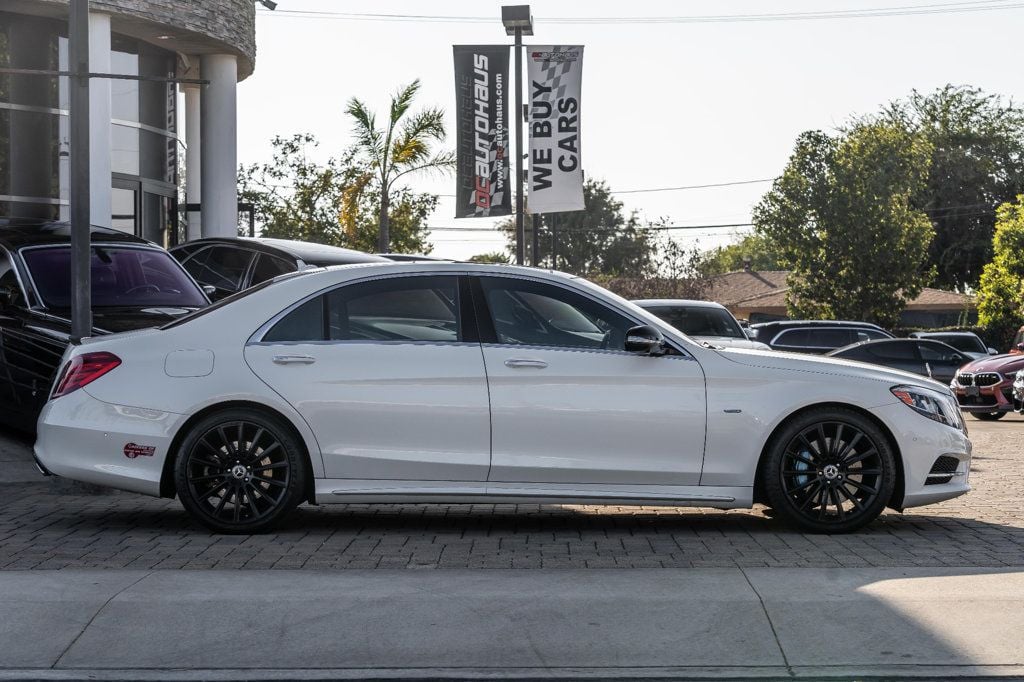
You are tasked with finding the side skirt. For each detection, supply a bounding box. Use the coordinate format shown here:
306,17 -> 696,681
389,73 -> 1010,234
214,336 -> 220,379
314,479 -> 753,508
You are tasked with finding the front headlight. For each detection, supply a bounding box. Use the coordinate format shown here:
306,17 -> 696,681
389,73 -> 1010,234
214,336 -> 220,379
891,385 -> 964,431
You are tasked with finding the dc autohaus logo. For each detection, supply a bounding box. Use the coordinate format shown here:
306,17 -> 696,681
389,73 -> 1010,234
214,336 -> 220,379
123,442 -> 156,459
531,51 -> 578,62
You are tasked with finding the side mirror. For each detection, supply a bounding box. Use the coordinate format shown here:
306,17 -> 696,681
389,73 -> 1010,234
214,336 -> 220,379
201,285 -> 217,298
989,347 -> 999,355
625,325 -> 665,355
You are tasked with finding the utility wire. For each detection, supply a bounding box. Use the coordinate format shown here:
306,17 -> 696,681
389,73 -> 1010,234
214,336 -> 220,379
259,1 -> 1023,24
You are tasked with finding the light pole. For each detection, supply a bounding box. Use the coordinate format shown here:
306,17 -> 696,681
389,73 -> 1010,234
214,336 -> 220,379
501,5 -> 532,266
68,0 -> 91,341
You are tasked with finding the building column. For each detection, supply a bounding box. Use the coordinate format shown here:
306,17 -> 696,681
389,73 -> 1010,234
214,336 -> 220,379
88,11 -> 112,228
199,54 -> 237,238
183,82 -> 202,241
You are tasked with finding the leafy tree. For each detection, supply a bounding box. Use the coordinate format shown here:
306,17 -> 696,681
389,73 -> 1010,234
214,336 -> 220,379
500,179 -> 657,277
753,122 -> 935,327
237,133 -> 434,254
345,79 -> 455,253
880,85 -> 1024,291
977,196 -> 1024,344
468,251 -> 510,264
699,232 -> 785,276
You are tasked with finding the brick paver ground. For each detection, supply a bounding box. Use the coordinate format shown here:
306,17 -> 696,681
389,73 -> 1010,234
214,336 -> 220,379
1,416 -> 1021,570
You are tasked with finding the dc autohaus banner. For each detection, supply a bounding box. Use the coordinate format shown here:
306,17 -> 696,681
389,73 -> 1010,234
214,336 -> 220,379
527,45 -> 584,214
453,45 -> 511,218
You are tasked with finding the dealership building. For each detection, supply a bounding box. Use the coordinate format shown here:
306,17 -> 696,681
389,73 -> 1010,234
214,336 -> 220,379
1,0 -> 255,245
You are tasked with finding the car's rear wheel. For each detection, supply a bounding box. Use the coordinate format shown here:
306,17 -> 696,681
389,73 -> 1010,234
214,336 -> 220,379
762,407 -> 896,533
174,409 -> 307,533
971,411 -> 1006,421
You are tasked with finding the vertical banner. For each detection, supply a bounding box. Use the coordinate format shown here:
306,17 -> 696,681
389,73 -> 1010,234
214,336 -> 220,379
453,45 -> 511,218
527,45 -> 584,214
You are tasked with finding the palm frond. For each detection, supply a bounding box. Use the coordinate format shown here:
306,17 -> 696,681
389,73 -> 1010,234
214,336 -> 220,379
388,150 -> 457,188
389,79 -> 421,127
390,108 -> 447,168
346,97 -> 383,159
339,171 -> 374,242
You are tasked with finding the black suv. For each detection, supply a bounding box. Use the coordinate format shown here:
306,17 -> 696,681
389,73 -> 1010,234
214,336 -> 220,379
747,320 -> 893,354
0,219 -> 209,429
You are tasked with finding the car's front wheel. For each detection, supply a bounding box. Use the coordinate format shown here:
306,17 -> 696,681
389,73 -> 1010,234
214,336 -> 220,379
971,411 -> 1006,421
173,409 -> 307,533
762,407 -> 896,533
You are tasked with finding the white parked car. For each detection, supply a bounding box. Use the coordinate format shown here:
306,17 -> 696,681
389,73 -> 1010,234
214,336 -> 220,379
35,263 -> 971,534
633,299 -> 770,350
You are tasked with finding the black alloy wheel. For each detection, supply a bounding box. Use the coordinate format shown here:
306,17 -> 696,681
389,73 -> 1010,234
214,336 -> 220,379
174,409 -> 307,533
763,408 -> 896,533
971,411 -> 1006,421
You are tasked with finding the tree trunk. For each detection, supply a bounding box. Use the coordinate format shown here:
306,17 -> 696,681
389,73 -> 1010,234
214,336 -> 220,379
378,190 -> 390,253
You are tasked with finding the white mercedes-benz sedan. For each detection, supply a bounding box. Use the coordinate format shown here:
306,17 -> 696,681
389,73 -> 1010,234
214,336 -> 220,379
34,263 -> 971,534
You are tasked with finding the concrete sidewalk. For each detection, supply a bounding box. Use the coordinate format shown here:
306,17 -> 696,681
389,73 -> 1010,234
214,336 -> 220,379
0,568 -> 1022,680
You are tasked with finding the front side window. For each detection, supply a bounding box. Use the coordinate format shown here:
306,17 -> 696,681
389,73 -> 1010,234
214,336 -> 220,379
250,254 -> 296,285
183,246 -> 254,296
480,277 -> 633,350
919,342 -> 967,364
21,245 -> 207,308
867,341 -> 916,361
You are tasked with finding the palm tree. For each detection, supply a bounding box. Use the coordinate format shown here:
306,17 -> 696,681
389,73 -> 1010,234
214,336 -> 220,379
345,79 -> 455,253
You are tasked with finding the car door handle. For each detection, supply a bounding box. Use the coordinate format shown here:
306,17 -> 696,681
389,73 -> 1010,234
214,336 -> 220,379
272,354 -> 316,365
504,358 -> 548,369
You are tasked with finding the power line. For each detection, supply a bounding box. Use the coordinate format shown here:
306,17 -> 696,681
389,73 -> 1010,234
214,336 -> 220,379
437,176 -> 777,199
259,1 -> 1024,24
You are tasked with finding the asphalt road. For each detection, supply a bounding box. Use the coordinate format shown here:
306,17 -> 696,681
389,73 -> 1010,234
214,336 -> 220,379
0,413 -> 1021,570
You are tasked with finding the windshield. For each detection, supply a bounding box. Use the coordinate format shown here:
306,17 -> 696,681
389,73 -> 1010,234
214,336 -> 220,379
932,334 -> 986,354
646,305 -> 745,339
22,245 -> 208,309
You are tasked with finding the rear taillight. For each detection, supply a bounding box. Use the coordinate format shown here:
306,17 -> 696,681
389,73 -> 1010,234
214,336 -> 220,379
51,351 -> 122,399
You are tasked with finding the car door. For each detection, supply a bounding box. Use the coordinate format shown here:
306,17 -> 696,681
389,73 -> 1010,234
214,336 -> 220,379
917,341 -> 970,384
244,273 -> 491,482
474,275 -> 707,486
0,250 -> 69,423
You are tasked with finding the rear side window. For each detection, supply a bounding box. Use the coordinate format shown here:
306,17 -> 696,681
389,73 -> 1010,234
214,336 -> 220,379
919,342 -> 967,363
807,329 -> 853,349
773,329 -> 809,347
263,297 -> 324,343
328,276 -> 459,342
184,246 -> 254,296
260,275 -> 461,344
867,341 -> 917,360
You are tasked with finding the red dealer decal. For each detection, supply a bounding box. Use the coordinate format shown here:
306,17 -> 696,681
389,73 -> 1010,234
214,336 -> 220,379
123,443 -> 156,459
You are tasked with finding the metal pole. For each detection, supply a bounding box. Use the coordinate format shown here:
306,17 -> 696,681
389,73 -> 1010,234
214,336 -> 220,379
513,27 -> 525,266
69,0 -> 91,342
551,213 -> 558,271
532,212 -> 540,267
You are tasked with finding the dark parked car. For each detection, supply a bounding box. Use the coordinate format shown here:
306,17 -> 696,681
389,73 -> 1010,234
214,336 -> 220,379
747,320 -> 893,354
826,338 -> 972,385
171,237 -> 387,301
0,220 -> 209,430
908,331 -> 997,360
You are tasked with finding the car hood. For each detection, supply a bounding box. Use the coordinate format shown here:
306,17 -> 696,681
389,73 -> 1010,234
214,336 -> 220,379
89,307 -> 201,334
959,353 -> 1024,374
712,346 -> 950,391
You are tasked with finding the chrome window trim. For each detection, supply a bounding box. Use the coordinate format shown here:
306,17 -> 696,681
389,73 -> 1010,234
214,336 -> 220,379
247,271 -> 467,346
246,270 -> 692,358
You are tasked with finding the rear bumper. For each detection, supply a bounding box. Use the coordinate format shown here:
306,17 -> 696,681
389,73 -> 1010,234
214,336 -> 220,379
34,388 -> 185,496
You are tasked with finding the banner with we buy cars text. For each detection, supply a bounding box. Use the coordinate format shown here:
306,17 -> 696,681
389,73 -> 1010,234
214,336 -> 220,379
453,45 -> 511,218
527,45 -> 584,214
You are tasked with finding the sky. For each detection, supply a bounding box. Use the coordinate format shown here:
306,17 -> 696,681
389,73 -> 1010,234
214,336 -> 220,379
235,0 -> 1024,260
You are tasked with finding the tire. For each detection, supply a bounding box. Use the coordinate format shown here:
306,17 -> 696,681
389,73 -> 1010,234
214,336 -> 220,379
173,408 -> 308,533
762,407 -> 896,533
971,411 -> 1006,421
